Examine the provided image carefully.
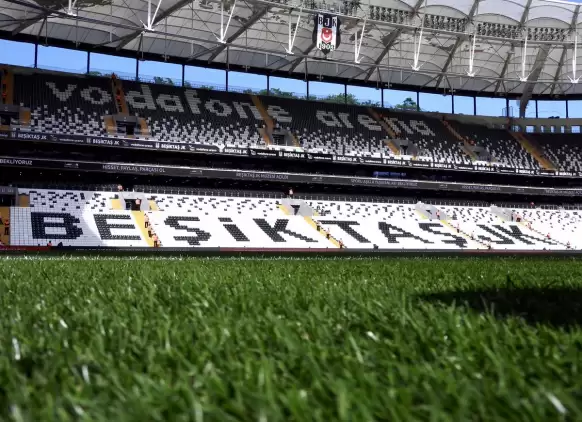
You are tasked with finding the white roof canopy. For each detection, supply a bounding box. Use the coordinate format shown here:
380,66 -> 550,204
2,0 -> 582,106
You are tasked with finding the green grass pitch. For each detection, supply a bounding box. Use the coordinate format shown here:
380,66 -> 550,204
1,257 -> 581,421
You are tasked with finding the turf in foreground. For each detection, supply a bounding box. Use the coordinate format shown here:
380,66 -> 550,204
0,257 -> 581,421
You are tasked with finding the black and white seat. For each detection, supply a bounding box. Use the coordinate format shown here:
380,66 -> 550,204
260,96 -> 387,157
530,134 -> 582,173
450,121 -> 540,169
511,207 -> 581,246
123,81 -> 264,148
11,189 -> 148,247
382,111 -> 471,165
14,72 -> 113,136
8,189 -> 580,250
146,194 -> 332,248
309,200 -> 482,249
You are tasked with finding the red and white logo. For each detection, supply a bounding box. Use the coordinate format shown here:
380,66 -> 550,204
321,27 -> 333,43
313,14 -> 341,55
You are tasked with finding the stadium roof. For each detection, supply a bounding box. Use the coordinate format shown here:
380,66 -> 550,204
1,0 -> 582,108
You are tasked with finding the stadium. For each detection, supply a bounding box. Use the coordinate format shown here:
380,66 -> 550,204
1,0 -> 582,418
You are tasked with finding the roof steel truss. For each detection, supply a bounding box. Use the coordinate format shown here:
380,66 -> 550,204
1,0 -> 582,98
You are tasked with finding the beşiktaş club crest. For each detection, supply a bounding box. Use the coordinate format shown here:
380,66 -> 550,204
313,14 -> 341,55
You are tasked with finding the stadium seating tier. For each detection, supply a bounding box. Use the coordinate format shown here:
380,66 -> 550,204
11,69 -> 569,172
449,121 -> 541,170
8,189 -> 579,251
122,81 -> 265,148
14,72 -> 113,136
530,134 -> 582,173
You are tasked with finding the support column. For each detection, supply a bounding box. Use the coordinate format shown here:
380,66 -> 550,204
34,43 -> 38,68
451,93 -> 455,114
216,0 -> 238,43
344,84 -> 348,104
181,64 -> 185,87
135,58 -> 139,81
566,100 -> 569,118
535,100 -> 538,118
381,89 -> 384,108
506,97 -> 510,117
86,51 -> 90,74
416,91 -> 420,112
473,96 -> 477,115
304,57 -> 309,99
226,46 -> 230,91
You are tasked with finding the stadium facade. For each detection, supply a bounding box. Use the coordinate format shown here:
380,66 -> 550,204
0,0 -> 582,253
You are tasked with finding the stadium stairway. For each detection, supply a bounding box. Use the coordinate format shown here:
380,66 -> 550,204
288,132 -> 301,148
113,76 -> 150,137
490,205 -> 513,222
1,66 -> 14,132
111,198 -> 124,210
368,108 -> 398,139
111,74 -> 129,115
303,217 -> 341,248
442,120 -> 477,161
384,139 -> 401,155
257,127 -> 272,146
0,66 -> 14,106
18,194 -> 29,207
510,131 -> 557,170
0,68 -> 31,130
415,203 -> 487,249
104,115 -> 117,135
492,206 -> 571,248
250,95 -> 273,146
149,200 -> 159,211
440,218 -> 490,249
516,214 -> 572,249
280,198 -> 316,216
415,203 -> 449,220
369,108 -> 405,155
278,203 -> 340,247
131,211 -> 154,247
0,207 -> 10,245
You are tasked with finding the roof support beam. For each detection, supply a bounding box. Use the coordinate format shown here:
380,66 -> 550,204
205,5 -> 269,63
3,0 -> 572,93
434,0 -> 480,89
494,0 -> 533,94
493,49 -> 514,94
11,10 -> 53,35
286,42 -> 315,73
550,50 -> 569,96
116,0 -> 193,51
361,0 -> 425,83
516,0 -> 553,117
143,0 -> 164,31
550,4 -> 580,95
518,44 -> 550,117
285,5 -> 304,54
